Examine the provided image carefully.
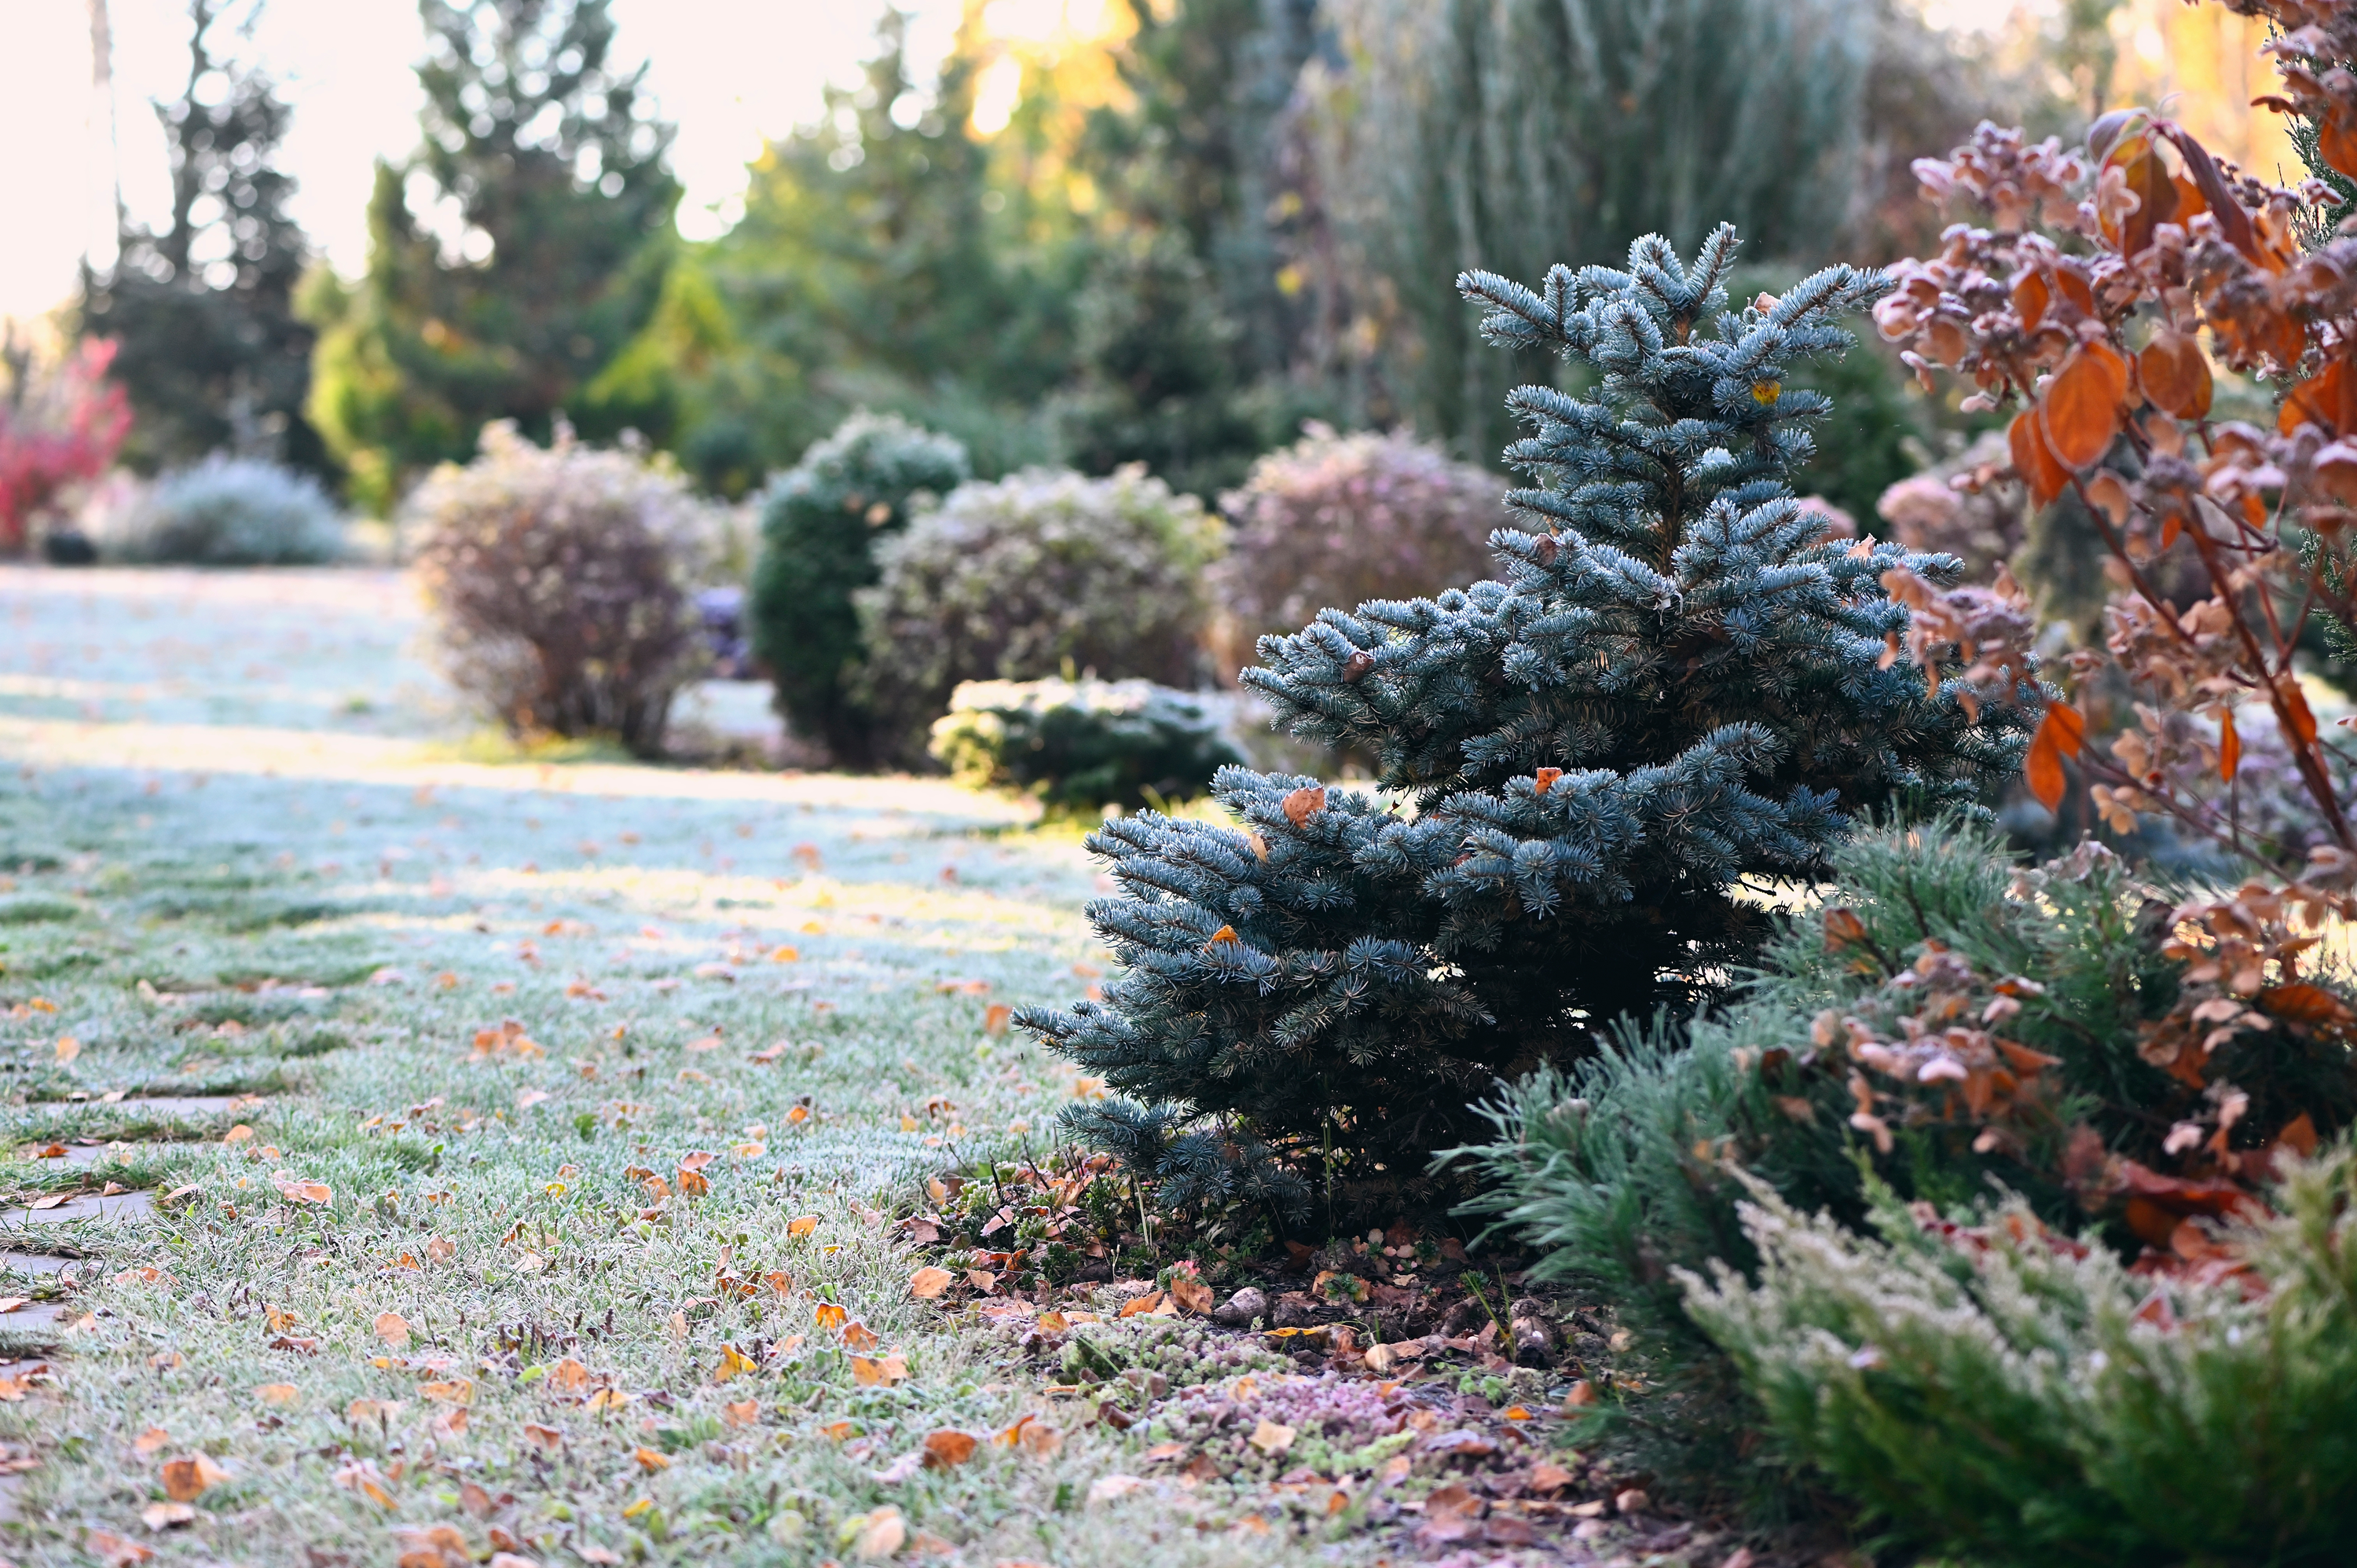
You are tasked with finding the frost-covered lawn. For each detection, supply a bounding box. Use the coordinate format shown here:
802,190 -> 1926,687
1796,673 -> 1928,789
0,565 -> 1352,1567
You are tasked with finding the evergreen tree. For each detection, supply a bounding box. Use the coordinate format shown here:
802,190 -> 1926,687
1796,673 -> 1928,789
1020,230 -> 2027,1203
1084,0 -> 1321,380
81,0 -> 324,475
1056,0 -> 1332,494
1315,0 -> 1871,459
643,11 -> 1074,493
747,411 -> 970,765
306,0 -> 677,510
1050,232 -> 1267,500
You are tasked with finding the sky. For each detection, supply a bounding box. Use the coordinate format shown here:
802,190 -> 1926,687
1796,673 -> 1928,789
0,0 -> 1028,324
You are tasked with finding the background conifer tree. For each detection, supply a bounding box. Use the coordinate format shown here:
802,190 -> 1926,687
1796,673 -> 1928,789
749,411 -> 970,766
305,0 -> 676,510
1021,229 -> 2027,1203
81,0 -> 324,475
617,11 -> 1078,493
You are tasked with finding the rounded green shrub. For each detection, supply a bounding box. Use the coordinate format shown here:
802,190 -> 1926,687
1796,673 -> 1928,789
108,455 -> 343,565
746,411 -> 970,765
929,677 -> 1244,813
856,466 -> 1223,767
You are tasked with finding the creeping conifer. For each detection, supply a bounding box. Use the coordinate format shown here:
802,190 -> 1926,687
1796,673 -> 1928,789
1018,229 -> 2029,1200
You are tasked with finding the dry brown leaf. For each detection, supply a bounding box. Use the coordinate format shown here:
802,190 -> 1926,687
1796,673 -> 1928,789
1168,1277 -> 1213,1314
1281,785 -> 1327,826
852,1508 -> 906,1561
141,1501 -> 196,1531
723,1399 -> 760,1427
375,1312 -> 412,1350
850,1353 -> 909,1387
87,1529 -> 155,1566
2007,409 -> 2070,506
132,1427 -> 171,1455
2139,330 -> 2213,419
632,1445 -> 669,1472
160,1453 -> 229,1501
922,1429 -> 979,1468
840,1319 -> 880,1350
712,1343 -> 757,1384
1248,1418 -> 1296,1455
908,1266 -> 954,1299
2040,343 -> 2130,470
253,1383 -> 299,1408
334,1461 -> 397,1509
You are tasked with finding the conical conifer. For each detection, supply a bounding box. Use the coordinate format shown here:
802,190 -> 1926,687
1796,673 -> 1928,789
1021,228 -> 2028,1206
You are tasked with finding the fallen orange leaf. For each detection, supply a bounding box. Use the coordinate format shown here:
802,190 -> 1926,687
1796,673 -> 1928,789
850,1353 -> 909,1387
922,1429 -> 978,1467
909,1266 -> 954,1299
712,1343 -> 757,1384
160,1453 -> 229,1501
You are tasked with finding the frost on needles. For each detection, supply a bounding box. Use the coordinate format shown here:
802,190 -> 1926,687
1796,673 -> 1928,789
1020,227 -> 2029,1211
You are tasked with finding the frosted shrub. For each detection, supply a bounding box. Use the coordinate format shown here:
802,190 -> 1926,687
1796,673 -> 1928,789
409,423 -> 711,756
109,454 -> 343,565
857,466 -> 1223,766
929,677 -> 1243,813
1207,426 -> 1501,678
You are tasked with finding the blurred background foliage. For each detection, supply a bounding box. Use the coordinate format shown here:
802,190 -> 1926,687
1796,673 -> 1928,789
65,0 -> 2178,520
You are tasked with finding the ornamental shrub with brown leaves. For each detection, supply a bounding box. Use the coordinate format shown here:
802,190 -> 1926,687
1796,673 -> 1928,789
409,423 -> 713,757
1871,54 -> 2357,868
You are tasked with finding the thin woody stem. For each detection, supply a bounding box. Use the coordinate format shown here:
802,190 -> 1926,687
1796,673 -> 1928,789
2180,518 -> 2355,851
2064,471 -> 2202,654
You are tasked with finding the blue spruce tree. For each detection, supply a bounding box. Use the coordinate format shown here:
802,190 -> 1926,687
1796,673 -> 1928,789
1018,229 -> 2029,1215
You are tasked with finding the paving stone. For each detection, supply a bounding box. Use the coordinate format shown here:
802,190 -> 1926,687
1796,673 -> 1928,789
0,1191 -> 154,1229
18,1141 -> 135,1167
0,1253 -> 71,1276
